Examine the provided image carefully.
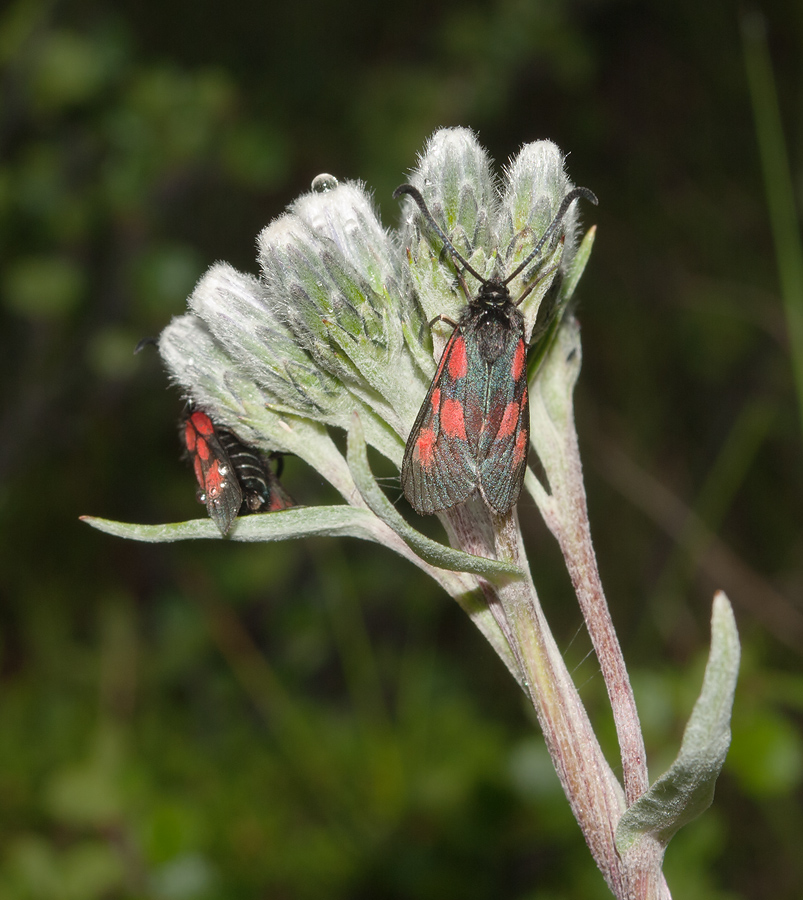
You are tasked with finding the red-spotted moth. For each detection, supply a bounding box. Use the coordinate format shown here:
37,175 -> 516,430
395,183 -> 597,515
183,409 -> 295,534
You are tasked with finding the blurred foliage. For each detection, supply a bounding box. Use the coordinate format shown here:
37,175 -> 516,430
1,0 -> 802,897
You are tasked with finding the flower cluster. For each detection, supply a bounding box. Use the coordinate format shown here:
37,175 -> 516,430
156,127 -> 590,510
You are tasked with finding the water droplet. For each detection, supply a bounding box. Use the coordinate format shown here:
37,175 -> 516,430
312,173 -> 339,193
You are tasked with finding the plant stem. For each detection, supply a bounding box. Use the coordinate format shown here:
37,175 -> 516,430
546,426 -> 649,806
528,318 -> 649,806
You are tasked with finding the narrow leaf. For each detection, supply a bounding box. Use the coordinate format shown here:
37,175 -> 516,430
561,225 -> 597,305
616,592 -> 740,853
81,506 -> 391,544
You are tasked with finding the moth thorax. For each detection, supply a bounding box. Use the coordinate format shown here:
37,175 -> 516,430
477,313 -> 515,363
477,280 -> 510,308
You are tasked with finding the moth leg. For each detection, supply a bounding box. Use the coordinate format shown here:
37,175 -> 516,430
415,313 -> 458,345
428,313 -> 458,329
270,452 -> 284,478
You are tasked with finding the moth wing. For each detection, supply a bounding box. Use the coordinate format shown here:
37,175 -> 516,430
477,334 -> 530,514
184,413 -> 243,534
205,470 -> 243,534
265,466 -> 297,511
401,328 -> 483,515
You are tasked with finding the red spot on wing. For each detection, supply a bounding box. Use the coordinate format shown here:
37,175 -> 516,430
430,387 -> 441,414
268,491 -> 295,512
511,339 -> 526,381
447,336 -> 468,379
191,411 -> 216,437
416,428 -> 437,468
186,416 -> 213,462
184,421 -> 198,453
195,436 -> 211,462
512,428 -> 528,464
497,401 -> 519,439
440,398 -> 467,439
205,459 -> 226,498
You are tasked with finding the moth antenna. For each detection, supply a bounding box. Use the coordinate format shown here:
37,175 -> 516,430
394,184 -> 486,284
134,336 -> 158,354
503,186 -> 598,286
514,261 -> 560,308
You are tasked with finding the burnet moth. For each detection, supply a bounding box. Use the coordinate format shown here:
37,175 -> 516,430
182,409 -> 295,534
395,182 -> 597,516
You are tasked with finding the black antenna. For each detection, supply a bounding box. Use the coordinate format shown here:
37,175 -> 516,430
393,184 -> 486,283
134,336 -> 158,354
503,186 -> 598,286
394,183 -> 598,288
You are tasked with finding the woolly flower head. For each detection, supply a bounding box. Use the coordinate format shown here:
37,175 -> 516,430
158,127 -> 592,487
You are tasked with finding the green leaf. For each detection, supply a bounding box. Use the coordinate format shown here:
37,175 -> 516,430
346,413 -> 522,579
561,223 -> 597,305
616,592 -> 740,853
81,505 -> 392,544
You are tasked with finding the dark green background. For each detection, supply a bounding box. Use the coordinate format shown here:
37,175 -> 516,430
1,0 -> 801,897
